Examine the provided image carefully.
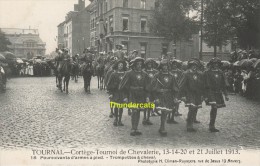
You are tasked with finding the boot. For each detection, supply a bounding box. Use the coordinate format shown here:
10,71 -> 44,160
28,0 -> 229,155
209,108 -> 219,132
193,109 -> 200,123
187,108 -> 196,132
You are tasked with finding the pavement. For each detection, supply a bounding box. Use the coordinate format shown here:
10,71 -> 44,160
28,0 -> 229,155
0,76 -> 260,150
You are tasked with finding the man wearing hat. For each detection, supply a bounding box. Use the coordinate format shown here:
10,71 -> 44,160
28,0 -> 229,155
107,60 -> 127,126
151,59 -> 179,136
204,57 -> 229,132
179,59 -> 205,132
142,58 -> 158,125
119,57 -> 150,136
167,59 -> 183,124
114,44 -> 126,60
128,50 -> 139,62
57,48 -> 71,73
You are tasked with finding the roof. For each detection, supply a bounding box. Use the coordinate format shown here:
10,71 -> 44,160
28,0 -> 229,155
5,34 -> 45,45
1,28 -> 39,35
14,35 -> 45,44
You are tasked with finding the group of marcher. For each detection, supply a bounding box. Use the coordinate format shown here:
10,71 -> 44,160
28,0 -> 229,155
103,45 -> 242,137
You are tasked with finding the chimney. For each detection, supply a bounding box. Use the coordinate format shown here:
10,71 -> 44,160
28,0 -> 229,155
78,0 -> 85,11
74,4 -> 79,11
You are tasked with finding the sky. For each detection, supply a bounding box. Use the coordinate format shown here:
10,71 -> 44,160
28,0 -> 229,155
0,0 -> 90,54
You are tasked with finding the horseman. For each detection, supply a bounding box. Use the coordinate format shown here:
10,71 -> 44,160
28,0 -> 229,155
83,48 -> 94,63
114,44 -> 126,61
128,50 -> 139,62
57,48 -> 71,74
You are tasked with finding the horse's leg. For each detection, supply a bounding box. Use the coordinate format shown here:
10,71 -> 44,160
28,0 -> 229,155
88,76 -> 91,93
59,75 -> 63,92
63,77 -> 66,92
56,75 -> 58,88
101,76 -> 103,90
97,76 -> 100,89
66,75 -> 70,94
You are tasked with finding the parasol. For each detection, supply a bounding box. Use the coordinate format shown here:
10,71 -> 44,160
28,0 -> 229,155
249,58 -> 258,63
238,59 -> 253,68
0,53 -> 6,62
253,59 -> 260,69
233,61 -> 240,67
221,61 -> 231,68
16,58 -> 24,64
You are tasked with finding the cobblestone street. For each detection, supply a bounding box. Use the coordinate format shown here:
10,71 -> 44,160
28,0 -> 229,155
0,76 -> 260,150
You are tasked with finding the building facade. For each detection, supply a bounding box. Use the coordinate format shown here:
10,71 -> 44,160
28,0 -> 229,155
57,0 -> 90,56
2,28 -> 46,59
88,0 -> 199,60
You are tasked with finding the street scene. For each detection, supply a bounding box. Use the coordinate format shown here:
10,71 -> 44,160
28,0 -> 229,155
0,1 -> 260,165
0,76 -> 259,150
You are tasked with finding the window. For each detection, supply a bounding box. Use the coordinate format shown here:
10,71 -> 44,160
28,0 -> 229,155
141,0 -> 146,9
104,0 -> 108,12
162,43 -> 168,55
122,17 -> 129,31
140,43 -> 147,58
123,0 -> 128,8
109,15 -> 113,32
141,18 -> 147,32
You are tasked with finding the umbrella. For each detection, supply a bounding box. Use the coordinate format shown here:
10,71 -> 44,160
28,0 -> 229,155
233,61 -> 240,67
16,58 -> 24,64
40,61 -> 48,65
253,59 -> 260,69
0,53 -> 6,62
35,59 -> 42,63
238,59 -> 253,68
2,51 -> 16,59
249,58 -> 258,63
22,58 -> 29,62
221,61 -> 231,68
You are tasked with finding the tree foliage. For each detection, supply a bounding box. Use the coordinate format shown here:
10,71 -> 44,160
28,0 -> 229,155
203,0 -> 260,50
149,0 -> 200,43
0,29 -> 11,52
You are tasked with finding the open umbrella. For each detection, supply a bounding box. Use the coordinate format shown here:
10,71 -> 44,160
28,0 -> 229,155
0,53 -> 6,62
16,58 -> 24,64
233,61 -> 240,67
221,60 -> 231,68
249,58 -> 258,63
253,59 -> 260,69
238,59 -> 253,68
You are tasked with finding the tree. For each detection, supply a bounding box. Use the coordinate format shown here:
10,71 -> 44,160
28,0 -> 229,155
228,0 -> 260,49
203,0 -> 260,56
203,0 -> 235,57
0,29 -> 11,52
149,0 -> 199,45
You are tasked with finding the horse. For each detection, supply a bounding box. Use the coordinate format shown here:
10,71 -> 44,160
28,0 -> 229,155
46,60 -> 59,87
57,59 -> 72,94
81,61 -> 94,93
95,59 -> 105,90
71,62 -> 80,83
